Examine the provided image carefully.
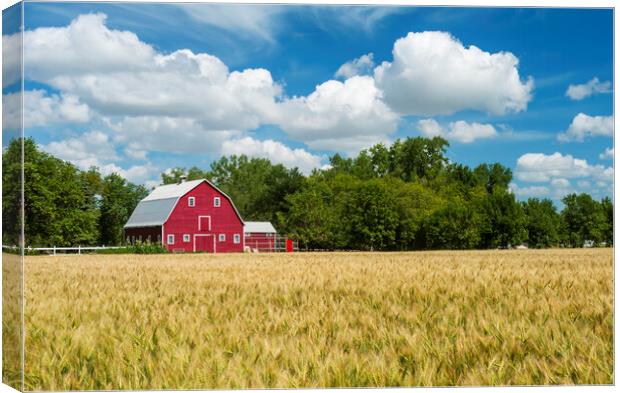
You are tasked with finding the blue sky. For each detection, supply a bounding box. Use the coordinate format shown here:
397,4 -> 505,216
2,3 -> 614,202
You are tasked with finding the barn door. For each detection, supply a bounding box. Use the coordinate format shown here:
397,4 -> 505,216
194,235 -> 214,253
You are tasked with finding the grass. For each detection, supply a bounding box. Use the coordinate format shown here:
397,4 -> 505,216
19,249 -> 613,390
94,242 -> 169,254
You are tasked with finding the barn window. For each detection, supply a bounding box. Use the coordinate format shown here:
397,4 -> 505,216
167,234 -> 175,245
183,234 -> 190,243
188,197 -> 195,207
233,234 -> 241,244
214,197 -> 221,207
219,233 -> 226,242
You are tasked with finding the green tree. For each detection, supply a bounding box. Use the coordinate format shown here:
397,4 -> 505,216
368,143 -> 391,177
522,198 -> 560,248
343,179 -> 400,250
477,189 -> 527,248
9,135 -> 611,252
389,179 -> 444,250
474,163 -> 513,194
3,138 -> 100,246
351,150 -> 376,180
327,153 -> 354,175
600,197 -> 613,246
440,163 -> 486,200
80,167 -> 103,205
207,155 -> 273,218
256,166 -> 305,228
561,193 -> 607,247
207,155 -> 304,223
99,173 -> 148,245
2,137 -> 22,246
389,136 -> 449,182
283,179 -> 344,250
161,166 -> 207,184
420,201 -> 482,249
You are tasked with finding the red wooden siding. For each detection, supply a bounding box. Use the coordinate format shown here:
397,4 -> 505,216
163,182 -> 244,253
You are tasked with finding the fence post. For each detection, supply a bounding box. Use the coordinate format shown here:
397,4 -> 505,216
53,245 -> 56,256
78,245 -> 81,255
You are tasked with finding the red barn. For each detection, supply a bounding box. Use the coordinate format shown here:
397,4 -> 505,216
244,221 -> 277,252
124,179 -> 244,253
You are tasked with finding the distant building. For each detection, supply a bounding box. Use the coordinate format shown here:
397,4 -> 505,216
244,221 -> 277,252
124,179 -> 244,253
583,240 -> 595,248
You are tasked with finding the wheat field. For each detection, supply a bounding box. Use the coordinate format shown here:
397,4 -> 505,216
2,252 -> 22,391
18,249 -> 613,390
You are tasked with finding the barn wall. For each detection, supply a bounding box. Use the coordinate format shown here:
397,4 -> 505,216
163,182 -> 244,253
124,226 -> 162,244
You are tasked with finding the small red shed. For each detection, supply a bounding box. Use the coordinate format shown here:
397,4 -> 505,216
244,221 -> 277,252
124,179 -> 244,253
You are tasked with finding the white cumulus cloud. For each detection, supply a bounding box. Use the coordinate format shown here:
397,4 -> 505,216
374,31 -> 533,116
599,147 -> 614,160
2,32 -> 21,88
276,75 -> 399,151
19,13 -> 282,131
3,90 -> 91,130
557,113 -> 613,142
565,77 -> 611,100
8,14 -> 550,172
15,13 -> 401,152
335,53 -> 375,79
221,136 -> 323,174
108,116 -> 242,154
417,119 -> 444,138
40,130 -> 158,184
550,178 -> 570,188
417,119 -> 497,143
509,183 -> 550,198
124,143 -> 149,161
304,135 -> 393,157
40,130 -> 119,169
510,151 -> 614,201
577,180 -> 591,189
24,13 -> 156,81
515,152 -> 613,183
99,163 -> 159,186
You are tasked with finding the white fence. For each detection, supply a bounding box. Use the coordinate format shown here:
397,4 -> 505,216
32,246 -> 124,255
245,235 -> 299,253
2,245 -> 122,255
4,240 -> 301,255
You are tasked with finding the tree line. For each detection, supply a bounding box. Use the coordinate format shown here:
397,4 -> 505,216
2,136 -> 613,249
3,138 -> 148,247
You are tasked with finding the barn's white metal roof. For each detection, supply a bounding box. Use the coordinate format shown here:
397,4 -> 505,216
124,179 -> 244,229
244,221 -> 277,234
125,198 -> 178,228
142,179 -> 204,201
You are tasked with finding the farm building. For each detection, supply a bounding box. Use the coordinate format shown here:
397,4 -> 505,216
124,179 -> 244,253
244,221 -> 277,252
